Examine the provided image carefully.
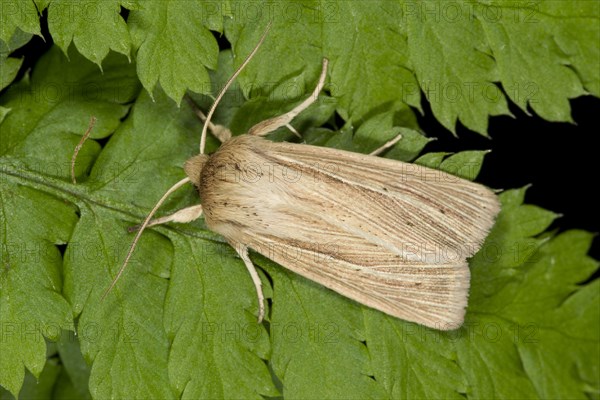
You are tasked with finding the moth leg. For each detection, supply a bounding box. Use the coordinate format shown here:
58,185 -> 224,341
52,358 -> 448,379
128,204 -> 203,232
185,96 -> 232,143
369,133 -> 403,156
286,123 -> 302,139
235,245 -> 265,323
248,58 -> 329,137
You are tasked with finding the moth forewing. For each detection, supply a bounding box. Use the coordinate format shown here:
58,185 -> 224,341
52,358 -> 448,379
187,135 -> 499,330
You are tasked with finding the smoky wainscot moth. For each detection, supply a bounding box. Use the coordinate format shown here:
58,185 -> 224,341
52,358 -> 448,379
101,26 -> 499,331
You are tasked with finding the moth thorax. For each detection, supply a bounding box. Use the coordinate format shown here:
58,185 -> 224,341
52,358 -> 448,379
184,154 -> 209,186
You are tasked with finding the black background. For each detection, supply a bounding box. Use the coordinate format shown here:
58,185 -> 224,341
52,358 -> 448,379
420,96 -> 599,261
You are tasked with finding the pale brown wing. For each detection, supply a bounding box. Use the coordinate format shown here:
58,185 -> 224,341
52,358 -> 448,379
200,135 -> 500,329
265,139 -> 500,261
238,212 -> 471,330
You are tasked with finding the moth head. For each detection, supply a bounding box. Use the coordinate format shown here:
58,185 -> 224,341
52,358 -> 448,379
184,154 -> 210,186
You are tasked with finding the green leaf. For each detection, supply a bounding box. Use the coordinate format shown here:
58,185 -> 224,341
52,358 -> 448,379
364,309 -> 470,399
225,2 -> 421,126
0,26 -> 33,54
406,5 -> 511,135
479,1 -> 595,121
164,238 -> 275,399
440,150 -> 490,181
128,0 -> 220,104
56,330 -> 92,399
264,259 -> 388,400
414,151 -> 450,168
47,0 -> 134,66
67,207 -> 175,399
223,1 -> 598,135
1,43 -> 276,397
0,57 -> 22,91
0,45 -> 139,181
5,1 -> 597,134
1,7 -> 599,399
0,182 -> 76,395
0,29 -> 31,91
0,357 -> 62,400
0,1 -> 40,43
413,151 -> 490,181
0,106 -> 10,124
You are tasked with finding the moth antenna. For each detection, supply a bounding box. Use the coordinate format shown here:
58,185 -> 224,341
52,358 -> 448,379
101,177 -> 191,300
200,20 -> 273,154
71,116 -> 97,184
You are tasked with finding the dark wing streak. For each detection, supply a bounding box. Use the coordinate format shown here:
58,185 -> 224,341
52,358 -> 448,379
308,188 -> 458,261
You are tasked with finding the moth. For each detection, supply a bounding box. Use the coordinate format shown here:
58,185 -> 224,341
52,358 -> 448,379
105,27 -> 500,331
